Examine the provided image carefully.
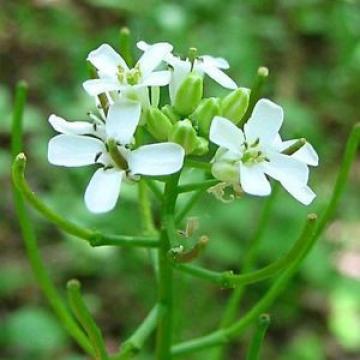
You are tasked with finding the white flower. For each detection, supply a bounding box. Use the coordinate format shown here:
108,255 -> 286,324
83,42 -> 173,102
209,99 -> 319,205
137,41 -> 237,104
48,99 -> 185,213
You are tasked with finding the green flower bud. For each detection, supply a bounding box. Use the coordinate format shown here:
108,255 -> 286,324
161,105 -> 181,123
211,161 -> 238,184
168,119 -> 198,154
192,137 -> 209,156
190,97 -> 221,137
146,107 -> 173,141
174,73 -> 204,116
221,87 -> 250,125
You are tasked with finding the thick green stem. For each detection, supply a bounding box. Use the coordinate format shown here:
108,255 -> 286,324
156,173 -> 180,359
138,179 -> 157,235
11,81 -> 94,356
67,280 -> 109,360
12,154 -> 159,248
171,215 -> 317,356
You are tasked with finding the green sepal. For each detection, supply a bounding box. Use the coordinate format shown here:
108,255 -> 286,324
146,107 -> 174,141
161,105 -> 181,124
190,97 -> 221,137
211,161 -> 238,184
221,87 -> 250,125
192,137 -> 209,156
174,73 -> 204,116
168,119 -> 198,154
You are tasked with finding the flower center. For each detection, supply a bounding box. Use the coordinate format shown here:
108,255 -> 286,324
107,138 -> 128,170
117,64 -> 141,85
240,138 -> 267,165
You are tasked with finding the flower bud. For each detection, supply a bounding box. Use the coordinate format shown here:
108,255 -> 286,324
168,119 -> 198,154
161,105 -> 180,123
146,107 -> 173,141
211,161 -> 238,184
174,73 -> 204,116
190,97 -> 221,137
192,137 -> 209,156
221,87 -> 250,125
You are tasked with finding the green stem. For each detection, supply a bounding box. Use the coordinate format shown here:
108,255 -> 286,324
156,173 -> 180,359
177,179 -> 219,193
173,205 -> 315,287
12,154 -> 159,248
119,27 -> 133,67
184,159 -> 212,171
171,214 -> 317,356
241,66 -> 269,124
314,123 -> 360,239
11,81 -> 94,356
114,304 -> 162,359
220,185 -> 279,331
175,189 -> 204,224
138,179 -> 157,235
67,280 -> 109,360
143,178 -> 163,201
245,314 -> 270,360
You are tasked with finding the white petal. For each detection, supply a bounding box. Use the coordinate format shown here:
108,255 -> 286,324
128,143 -> 185,176
48,134 -> 104,167
209,116 -> 244,153
49,114 -> 96,135
239,163 -> 271,196
136,40 -> 150,51
244,99 -> 284,145
142,71 -> 171,86
280,140 -> 319,166
280,182 -> 316,205
87,43 -> 128,75
85,168 -> 124,213
263,152 -> 309,185
105,99 -> 141,145
138,42 -> 173,76
83,78 -> 122,96
201,55 -> 230,69
201,60 -> 237,89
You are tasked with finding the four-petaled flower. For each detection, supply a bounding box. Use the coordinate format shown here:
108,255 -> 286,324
83,42 -> 173,106
137,41 -> 237,104
48,99 -> 185,213
209,99 -> 318,205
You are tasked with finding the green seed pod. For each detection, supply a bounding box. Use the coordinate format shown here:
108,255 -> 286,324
168,119 -> 198,154
192,137 -> 209,156
146,107 -> 173,141
221,87 -> 250,125
161,105 -> 181,123
190,97 -> 221,137
174,73 -> 204,116
211,161 -> 238,184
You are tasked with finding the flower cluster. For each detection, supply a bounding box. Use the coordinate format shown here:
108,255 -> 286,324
48,40 -> 318,213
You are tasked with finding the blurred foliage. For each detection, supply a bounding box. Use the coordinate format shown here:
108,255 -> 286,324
1,0 -> 359,359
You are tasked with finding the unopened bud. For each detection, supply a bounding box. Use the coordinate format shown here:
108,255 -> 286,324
161,105 -> 180,123
192,137 -> 209,156
174,73 -> 204,116
221,87 -> 250,125
190,97 -> 221,137
168,119 -> 198,154
146,107 -> 173,141
211,161 -> 238,184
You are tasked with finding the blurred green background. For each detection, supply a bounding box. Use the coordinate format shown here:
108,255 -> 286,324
1,0 -> 360,359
